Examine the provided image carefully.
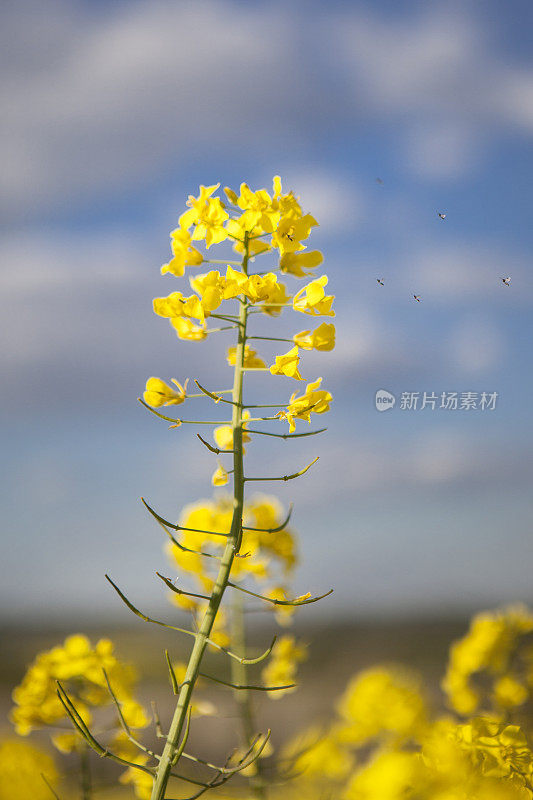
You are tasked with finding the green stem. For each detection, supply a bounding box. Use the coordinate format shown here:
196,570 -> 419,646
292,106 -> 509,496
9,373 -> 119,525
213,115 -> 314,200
230,592 -> 267,799
149,235 -> 251,800
80,744 -> 91,800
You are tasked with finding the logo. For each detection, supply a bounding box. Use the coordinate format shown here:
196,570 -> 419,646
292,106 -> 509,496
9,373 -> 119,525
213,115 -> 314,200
375,389 -> 396,411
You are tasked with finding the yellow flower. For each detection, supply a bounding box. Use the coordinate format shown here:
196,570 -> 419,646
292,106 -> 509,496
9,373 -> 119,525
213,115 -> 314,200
143,377 -> 188,407
226,217 -> 271,257
270,346 -> 302,380
161,227 -> 203,277
170,317 -> 207,341
492,675 -> 528,708
165,494 -> 296,600
153,291 -> 206,323
261,280 -> 292,316
293,275 -> 335,316
121,699 -> 150,729
189,269 -> 225,314
212,462 -> 229,487
0,739 -> 59,800
455,718 -> 533,781
51,732 -> 79,753
343,749 -> 422,800
282,726 -> 353,780
336,666 -> 428,747
119,756 -> 152,800
442,605 -> 533,715
278,377 -> 332,432
213,425 -> 234,451
179,183 -> 229,248
280,250 -> 324,277
11,635 -> 146,744
227,345 -> 265,369
214,411 -> 251,451
223,265 -> 249,299
272,212 -> 318,256
235,181 -> 280,233
261,635 -> 307,698
243,272 -> 280,304
294,322 -> 336,351
224,186 -> 238,205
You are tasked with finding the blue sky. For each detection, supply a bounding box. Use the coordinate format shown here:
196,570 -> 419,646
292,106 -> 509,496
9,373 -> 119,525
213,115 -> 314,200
1,0 -> 533,623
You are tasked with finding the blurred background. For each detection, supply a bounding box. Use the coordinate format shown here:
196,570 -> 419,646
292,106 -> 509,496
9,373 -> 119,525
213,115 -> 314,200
1,0 -> 533,780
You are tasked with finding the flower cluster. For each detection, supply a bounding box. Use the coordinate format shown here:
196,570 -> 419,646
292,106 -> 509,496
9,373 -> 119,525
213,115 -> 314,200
443,604 -> 533,715
11,634 -> 149,793
144,177 -> 334,435
281,605 -> 533,800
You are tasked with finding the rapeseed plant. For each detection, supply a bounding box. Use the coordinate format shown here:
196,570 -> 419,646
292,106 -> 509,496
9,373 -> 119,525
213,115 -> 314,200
10,177 -> 334,800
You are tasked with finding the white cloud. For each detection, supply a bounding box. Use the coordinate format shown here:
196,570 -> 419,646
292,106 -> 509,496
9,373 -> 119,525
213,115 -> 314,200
404,122 -> 482,180
491,68 -> 533,131
447,315 -> 505,374
2,0 -> 533,213
336,8 -> 479,112
333,5 -> 533,178
279,169 -> 366,232
328,309 -> 411,374
0,0 -> 295,214
406,242 -> 531,302
0,231 -> 145,293
0,229 -> 155,369
310,430 -> 527,498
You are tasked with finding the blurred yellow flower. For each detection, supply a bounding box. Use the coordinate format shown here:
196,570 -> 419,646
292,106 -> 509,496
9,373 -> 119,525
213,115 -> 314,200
119,757 -> 152,800
11,634 -> 147,748
0,739 -> 59,800
261,635 -> 307,698
214,411 -> 251,451
212,462 -> 229,487
337,666 -> 428,746
280,249 -> 324,277
227,345 -> 265,368
267,586 -> 297,626
343,749 -> 422,800
283,725 -> 353,780
170,317 -> 207,341
442,605 -> 533,715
